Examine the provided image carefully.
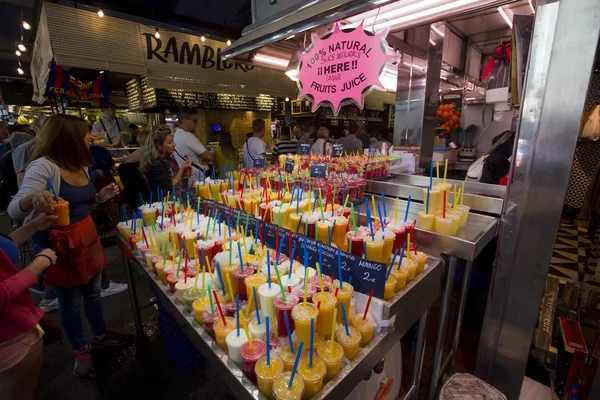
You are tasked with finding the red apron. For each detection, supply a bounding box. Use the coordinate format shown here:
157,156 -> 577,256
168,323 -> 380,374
45,216 -> 107,287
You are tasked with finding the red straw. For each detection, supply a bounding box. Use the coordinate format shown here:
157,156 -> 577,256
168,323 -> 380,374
141,227 -> 149,247
334,287 -> 339,297
288,285 -> 292,293
317,301 -> 321,310
184,253 -> 188,283
275,229 -> 279,253
241,174 -> 245,197
213,290 -> 226,326
443,191 -> 447,219
204,202 -> 208,216
259,224 -> 264,244
171,204 -> 177,226
363,288 -> 374,320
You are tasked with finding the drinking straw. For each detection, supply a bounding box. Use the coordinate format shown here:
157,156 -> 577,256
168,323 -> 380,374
266,316 -> 270,366
141,226 -> 149,247
268,297 -> 278,338
429,161 -> 434,189
329,308 -> 338,352
341,302 -> 350,336
444,159 -> 448,184
350,203 -> 357,233
245,289 -> 254,318
133,212 -> 137,234
461,182 -> 465,206
171,203 -> 176,226
315,262 -> 325,295
163,241 -> 168,263
47,178 -> 59,202
184,252 -> 188,283
266,249 -> 272,288
334,287 -> 339,297
208,284 -> 214,314
436,161 -> 440,185
213,289 -> 226,326
319,190 -> 325,221
312,195 -> 318,213
386,248 -> 399,280
229,236 -> 233,265
272,258 -> 287,302
215,263 -> 226,295
337,249 -> 343,289
453,185 -> 458,213
404,195 -> 411,222
252,286 -> 261,325
289,342 -> 304,389
377,204 -> 384,228
205,210 -> 211,237
121,205 -> 126,222
243,319 -> 254,351
381,192 -> 387,218
327,226 -> 332,246
303,267 -> 308,310
342,194 -> 350,215
309,319 -> 314,368
396,243 -> 406,271
371,195 -> 377,218
394,198 -> 399,224
237,242 -> 244,272
426,187 -> 431,214
201,262 -> 206,297
367,206 -> 375,241
407,233 -> 411,260
226,274 -> 235,299
443,191 -> 447,219
363,288 -> 375,320
236,294 -> 240,336
176,249 -> 183,277
364,241 -> 367,259
276,235 -> 285,266
284,310 -> 294,352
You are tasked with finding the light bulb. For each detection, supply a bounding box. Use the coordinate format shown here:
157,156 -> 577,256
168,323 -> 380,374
17,43 -> 26,52
22,21 -> 31,30
154,30 -> 160,39
17,67 -> 24,75
226,39 -> 231,46
15,50 -> 21,56
285,97 -> 290,102
201,35 -> 206,42
97,9 -> 104,17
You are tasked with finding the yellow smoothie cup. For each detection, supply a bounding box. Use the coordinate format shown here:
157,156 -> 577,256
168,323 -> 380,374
192,296 -> 211,324
245,273 -> 268,313
316,220 -> 333,245
364,236 -> 385,263
288,212 -> 304,235
435,216 -> 456,236
291,303 -> 319,350
423,188 -> 441,212
414,251 -> 427,275
213,316 -> 235,352
311,292 -> 337,339
384,275 -> 397,300
329,280 -> 354,323
351,314 -> 376,347
329,216 -> 348,249
297,356 -> 326,399
155,260 -> 174,284
377,230 -> 396,264
391,268 -> 408,292
142,209 -> 158,227
273,371 -> 304,400
255,356 -> 284,400
402,259 -> 419,282
456,205 -> 470,227
417,211 -> 435,231
279,343 -> 298,371
316,341 -> 344,381
335,326 -> 362,360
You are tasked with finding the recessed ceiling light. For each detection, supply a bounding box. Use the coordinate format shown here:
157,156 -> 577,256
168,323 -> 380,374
97,9 -> 104,17
226,39 -> 232,46
17,43 -> 26,52
15,50 -> 21,56
22,21 -> 31,30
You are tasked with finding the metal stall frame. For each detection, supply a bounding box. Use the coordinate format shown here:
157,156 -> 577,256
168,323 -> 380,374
475,0 -> 600,398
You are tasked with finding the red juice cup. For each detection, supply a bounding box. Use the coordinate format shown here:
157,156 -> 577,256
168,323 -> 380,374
240,339 -> 267,383
233,266 -> 255,301
150,255 -> 164,276
167,273 -> 181,293
309,275 -> 333,292
346,232 -> 364,258
292,283 -> 318,303
260,204 -> 272,223
213,239 -> 224,254
306,220 -> 316,239
202,309 -> 218,340
392,226 -> 407,252
273,293 -> 299,337
196,243 -> 215,267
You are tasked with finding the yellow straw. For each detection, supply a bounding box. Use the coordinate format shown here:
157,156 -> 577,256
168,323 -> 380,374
330,308 -> 338,352
193,256 -> 200,296
444,159 -> 448,184
268,297 -> 278,338
407,233 -> 411,260
342,194 -> 350,214
201,260 -> 206,298
303,267 -> 308,310
242,319 -> 254,351
245,289 -> 254,318
453,185 -> 458,213
315,262 -> 325,295
226,273 -> 235,299
394,198 -> 399,224
436,161 -> 439,185
461,182 -> 465,207
241,227 -> 248,257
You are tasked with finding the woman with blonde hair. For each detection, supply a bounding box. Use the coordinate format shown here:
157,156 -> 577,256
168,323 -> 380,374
141,125 -> 191,195
8,115 -> 127,378
310,126 -> 333,156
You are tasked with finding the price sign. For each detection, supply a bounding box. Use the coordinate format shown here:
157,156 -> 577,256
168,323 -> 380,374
332,143 -> 344,158
310,162 -> 327,178
299,143 -> 311,155
253,155 -> 266,168
284,158 -> 294,174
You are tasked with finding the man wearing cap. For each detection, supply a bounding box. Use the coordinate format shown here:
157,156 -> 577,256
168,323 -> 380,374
173,108 -> 213,179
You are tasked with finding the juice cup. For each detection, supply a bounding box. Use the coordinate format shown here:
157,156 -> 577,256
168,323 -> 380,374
316,220 -> 333,245
311,292 -> 337,338
226,328 -> 248,367
273,371 -> 304,400
291,303 -> 319,349
243,198 -> 258,216
329,216 -> 348,249
288,212 -> 304,235
273,293 -> 299,337
255,355 -> 284,400
233,266 -> 255,301
450,212 -> 462,233
167,273 -> 181,293
414,251 -> 427,274
335,326 -> 361,360
175,279 -> 193,303
248,317 -> 267,341
192,296 -> 211,323
154,230 -> 170,254
183,288 -> 200,313
258,283 -> 281,318
142,208 -> 157,227
305,219 -> 317,240
260,204 -> 272,223
316,341 -> 344,381
129,233 -> 142,248
144,251 -> 154,271
279,343 -> 298,371
183,232 -> 198,258
292,284 -> 317,303
293,266 -> 316,282
346,232 -> 364,258
329,280 -> 353,323
391,225 -> 407,253
297,356 -> 326,399
351,314 -> 376,346
423,188 -> 441,213
384,275 -> 397,300
435,216 -> 456,236
245,273 -> 267,312
417,211 -> 436,231
202,309 -> 218,339
219,264 -> 238,291
377,230 -> 396,264
214,316 -> 236,352
456,205 -> 470,227
279,274 -> 301,292
150,255 -> 164,276
155,261 -> 173,284
198,184 -> 211,199
364,236 -> 385,263
52,200 -> 70,227
402,259 -> 419,282
434,183 -> 451,210
240,339 -> 267,383
391,268 -> 408,292
308,275 -> 332,292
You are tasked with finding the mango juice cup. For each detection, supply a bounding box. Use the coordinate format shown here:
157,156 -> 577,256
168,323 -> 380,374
52,200 -> 70,227
255,355 -> 284,400
402,259 -> 419,282
423,188 -> 441,212
245,273 -> 267,313
378,231 -> 395,264
288,212 -> 304,235
329,280 -> 353,323
384,275 -> 397,300
311,292 -> 337,339
273,371 -> 304,400
297,356 -> 326,399
457,205 -> 470,227
417,211 -> 435,231
279,343 -> 298,371
329,216 -> 348,249
364,236 -> 385,263
291,303 -> 319,349
155,261 -> 173,284
335,326 -> 362,360
351,314 -> 376,347
316,341 -> 344,381
214,316 -> 235,352
391,268 -> 408,291
435,216 -> 456,236
192,296 -> 211,323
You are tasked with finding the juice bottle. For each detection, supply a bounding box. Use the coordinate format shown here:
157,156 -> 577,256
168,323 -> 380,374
240,339 -> 267,383
335,326 -> 361,360
329,280 -> 353,323
297,356 -> 326,399
52,200 -> 70,227
391,268 -> 408,292
417,211 -> 435,231
255,355 -> 284,400
245,273 -> 267,312
192,296 -> 210,323
311,292 -> 337,338
232,266 -> 255,301
384,275 -> 397,300
213,316 -> 235,352
273,293 -> 299,337
316,341 -> 344,381
291,303 -> 319,348
351,314 -> 376,346
273,371 -> 304,400
364,236 -> 385,263
225,328 -> 248,367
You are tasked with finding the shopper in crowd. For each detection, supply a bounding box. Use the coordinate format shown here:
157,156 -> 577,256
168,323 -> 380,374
337,122 -> 363,155
356,121 -> 371,152
292,124 -> 302,141
310,126 -> 333,156
0,213 -> 59,399
243,119 -> 267,169
376,128 -> 393,155
128,124 -> 140,145
0,121 -> 9,148
173,108 -> 212,179
92,101 -> 127,148
272,126 -> 297,163
119,131 -> 149,208
296,123 -> 314,155
8,115 -> 129,377
0,132 -> 34,211
141,125 -> 192,195
13,116 -> 49,186
214,131 -> 238,176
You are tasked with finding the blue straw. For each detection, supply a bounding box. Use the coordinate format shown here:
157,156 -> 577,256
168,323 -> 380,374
386,248 -> 399,280
237,242 -> 244,272
284,310 -> 294,352
236,294 -> 240,336
327,226 -> 332,246
289,245 -> 296,279
289,342 -> 304,389
364,241 -> 367,259
341,303 -> 350,336
367,205 -> 374,240
396,243 -> 406,271
215,262 -> 226,295
267,249 -> 272,288
253,286 -> 261,325
47,178 -> 58,202
404,196 -> 411,222
318,243 -> 323,271
348,275 -> 352,285
266,316 -> 271,366
295,215 -> 303,234
149,191 -> 153,205
309,318 -> 314,368
312,195 -> 318,212
429,161 -> 433,189
426,187 -> 431,214
276,235 -> 285,266
377,204 -> 384,227
381,192 -> 387,218
139,193 -> 145,205
337,249 -> 343,289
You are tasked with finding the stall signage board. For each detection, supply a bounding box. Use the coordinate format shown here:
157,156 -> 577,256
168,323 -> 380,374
253,155 -> 266,168
310,163 -> 327,178
284,158 -> 294,174
332,143 -> 344,157
296,21 -> 397,115
299,143 -> 311,155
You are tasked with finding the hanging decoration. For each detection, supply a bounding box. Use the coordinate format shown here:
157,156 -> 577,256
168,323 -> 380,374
45,60 -> 110,101
295,21 -> 397,115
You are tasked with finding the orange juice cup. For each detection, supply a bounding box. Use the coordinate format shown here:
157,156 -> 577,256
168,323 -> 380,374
245,273 -> 267,312
316,341 -> 344,381
351,314 -> 376,347
414,252 -> 427,275
329,280 -> 353,323
335,326 -> 361,360
288,212 -> 304,235
192,296 -> 210,324
391,268 -> 408,292
273,371 -> 304,400
213,316 -> 235,352
402,259 -> 418,282
52,200 -> 70,227
311,292 -> 337,339
316,220 -> 333,245
417,211 -> 435,231
378,230 -> 396,264
219,264 -> 238,290
291,303 -> 319,349
384,275 -> 397,300
329,216 -> 348,249
297,356 -> 326,399
142,208 -> 157,227
364,236 -> 385,263
255,355 -> 284,400
279,343 -> 298,371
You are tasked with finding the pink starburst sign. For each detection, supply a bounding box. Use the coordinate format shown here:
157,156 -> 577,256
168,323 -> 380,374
296,21 -> 397,115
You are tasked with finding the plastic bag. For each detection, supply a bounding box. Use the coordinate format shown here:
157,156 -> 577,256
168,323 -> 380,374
582,105 -> 600,141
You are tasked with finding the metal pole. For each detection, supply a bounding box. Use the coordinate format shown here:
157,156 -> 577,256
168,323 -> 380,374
428,255 -> 457,399
122,256 -> 145,338
412,310 -> 429,400
447,260 -> 473,370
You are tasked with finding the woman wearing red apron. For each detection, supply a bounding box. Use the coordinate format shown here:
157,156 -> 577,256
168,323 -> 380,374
7,115 -> 128,377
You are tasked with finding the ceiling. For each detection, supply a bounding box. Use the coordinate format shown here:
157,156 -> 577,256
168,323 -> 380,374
0,0 -> 35,82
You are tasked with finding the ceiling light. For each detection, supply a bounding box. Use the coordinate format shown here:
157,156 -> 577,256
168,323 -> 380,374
348,0 -> 444,26
17,43 -> 26,52
497,6 -> 513,29
154,29 -> 160,39
22,21 -> 31,30
100,70 -> 104,74
285,97 -> 290,102
17,67 -> 24,75
226,39 -> 232,46
253,53 -> 289,68
201,35 -> 206,42
431,25 -> 445,37
528,0 -> 535,14
97,9 -> 104,17
15,50 -> 21,56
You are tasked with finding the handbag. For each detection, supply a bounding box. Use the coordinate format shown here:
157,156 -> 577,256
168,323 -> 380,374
466,154 -> 489,182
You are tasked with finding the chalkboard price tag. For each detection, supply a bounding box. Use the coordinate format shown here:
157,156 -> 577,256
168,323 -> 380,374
253,155 -> 266,168
332,143 -> 344,158
310,162 -> 327,178
284,158 -> 294,174
299,143 -> 311,155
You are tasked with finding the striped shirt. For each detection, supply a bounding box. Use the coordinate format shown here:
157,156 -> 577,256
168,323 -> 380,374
273,139 -> 297,156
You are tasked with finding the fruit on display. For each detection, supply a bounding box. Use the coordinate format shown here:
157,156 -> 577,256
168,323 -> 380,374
436,102 -> 461,134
